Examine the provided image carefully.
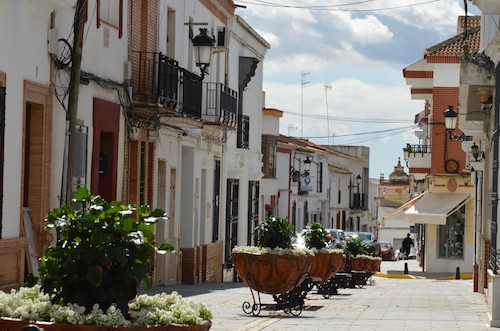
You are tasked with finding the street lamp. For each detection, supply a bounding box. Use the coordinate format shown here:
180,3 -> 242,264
291,155 -> 314,181
355,174 -> 361,187
191,28 -> 214,80
443,105 -> 472,141
303,156 -> 313,176
471,142 -> 485,161
402,143 -> 411,167
375,187 -> 386,201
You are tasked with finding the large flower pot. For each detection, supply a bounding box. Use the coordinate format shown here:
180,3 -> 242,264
232,252 -> 312,294
350,257 -> 371,271
0,317 -> 212,331
309,253 -> 345,280
371,258 -> 382,272
350,257 -> 381,272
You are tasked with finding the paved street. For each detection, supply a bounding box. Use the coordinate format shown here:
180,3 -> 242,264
146,260 -> 495,331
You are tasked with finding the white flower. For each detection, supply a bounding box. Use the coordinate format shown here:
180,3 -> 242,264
232,245 -> 314,256
0,286 -> 210,326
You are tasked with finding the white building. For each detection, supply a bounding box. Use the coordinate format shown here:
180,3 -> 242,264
0,0 -> 270,290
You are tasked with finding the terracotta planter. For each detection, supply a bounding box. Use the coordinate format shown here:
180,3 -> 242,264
351,257 -> 381,272
309,253 -> 345,280
350,257 -> 370,271
0,317 -> 211,331
232,252 -> 312,294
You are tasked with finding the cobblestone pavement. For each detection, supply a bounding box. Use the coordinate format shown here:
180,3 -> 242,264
146,261 -> 494,331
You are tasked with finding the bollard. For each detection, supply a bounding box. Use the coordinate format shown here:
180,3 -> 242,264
456,266 -> 460,280
404,262 -> 409,274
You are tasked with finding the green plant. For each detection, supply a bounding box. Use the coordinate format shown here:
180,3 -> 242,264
301,222 -> 332,249
39,186 -> 174,316
255,216 -> 295,249
343,236 -> 369,256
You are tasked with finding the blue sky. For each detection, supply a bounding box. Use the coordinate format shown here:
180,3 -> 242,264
236,0 -> 480,178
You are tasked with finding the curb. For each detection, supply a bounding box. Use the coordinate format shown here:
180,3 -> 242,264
374,272 -> 415,279
374,272 -> 473,280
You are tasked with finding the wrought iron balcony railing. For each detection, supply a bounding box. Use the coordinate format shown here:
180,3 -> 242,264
204,82 -> 238,128
131,51 -> 238,128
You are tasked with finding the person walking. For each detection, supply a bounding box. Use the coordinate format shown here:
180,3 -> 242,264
402,233 -> 414,260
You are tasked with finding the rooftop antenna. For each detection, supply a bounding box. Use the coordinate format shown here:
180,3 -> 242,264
324,83 -> 332,145
301,72 -> 310,138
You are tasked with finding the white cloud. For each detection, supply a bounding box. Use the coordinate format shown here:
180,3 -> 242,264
327,12 -> 394,45
372,0 -> 466,36
255,29 -> 280,47
236,0 -> 472,176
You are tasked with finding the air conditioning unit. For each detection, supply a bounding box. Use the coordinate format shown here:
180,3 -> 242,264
217,27 -> 227,47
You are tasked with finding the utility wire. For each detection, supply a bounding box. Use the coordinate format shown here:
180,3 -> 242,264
237,0 -> 441,11
238,0 -> 375,8
305,124 -> 416,145
283,110 -> 411,124
302,124 -> 417,139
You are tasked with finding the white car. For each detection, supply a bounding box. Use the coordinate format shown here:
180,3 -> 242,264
291,232 -> 305,249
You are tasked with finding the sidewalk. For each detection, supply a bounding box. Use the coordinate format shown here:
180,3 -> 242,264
378,259 -> 473,280
146,269 -> 493,330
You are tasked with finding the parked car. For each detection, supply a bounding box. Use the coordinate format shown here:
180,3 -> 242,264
291,232 -> 305,249
358,232 -> 376,244
379,241 -> 394,260
344,231 -> 359,240
327,229 -> 345,248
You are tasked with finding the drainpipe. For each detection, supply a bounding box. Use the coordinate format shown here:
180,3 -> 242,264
490,65 -> 500,273
474,170 -> 483,291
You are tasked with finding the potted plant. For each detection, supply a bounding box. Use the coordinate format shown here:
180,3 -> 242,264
344,236 -> 381,272
232,216 -> 313,295
0,186 -> 212,330
301,223 -> 345,281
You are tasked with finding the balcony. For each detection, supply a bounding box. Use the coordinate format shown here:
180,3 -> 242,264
130,52 -> 237,130
204,83 -> 238,128
350,193 -> 366,211
406,144 -> 431,170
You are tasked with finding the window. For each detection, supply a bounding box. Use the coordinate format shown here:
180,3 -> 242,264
438,205 -> 465,259
261,135 -> 276,178
247,181 -> 260,245
99,0 -> 120,26
97,0 -> 123,38
225,179 -> 239,264
237,114 -> 249,149
316,162 -> 323,193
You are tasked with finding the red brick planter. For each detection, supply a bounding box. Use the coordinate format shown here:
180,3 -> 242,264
0,317 -> 212,331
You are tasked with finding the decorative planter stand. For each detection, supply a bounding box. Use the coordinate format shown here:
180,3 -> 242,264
0,317 -> 212,331
309,252 -> 345,298
332,256 -> 381,289
232,252 -> 313,316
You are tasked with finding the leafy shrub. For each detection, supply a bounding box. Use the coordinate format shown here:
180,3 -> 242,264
343,236 -> 369,256
301,222 -> 332,249
39,186 -> 174,315
255,216 -> 295,249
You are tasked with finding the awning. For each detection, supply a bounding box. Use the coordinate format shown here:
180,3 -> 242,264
381,192 -> 427,223
404,192 -> 470,225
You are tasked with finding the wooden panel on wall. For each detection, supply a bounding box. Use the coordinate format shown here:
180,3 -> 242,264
0,237 -> 28,291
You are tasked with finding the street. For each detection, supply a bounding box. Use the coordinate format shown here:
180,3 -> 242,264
147,260 -> 494,331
